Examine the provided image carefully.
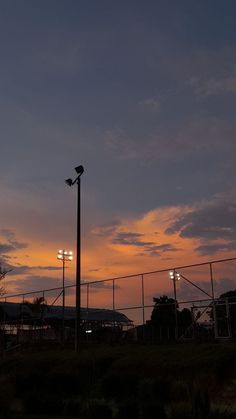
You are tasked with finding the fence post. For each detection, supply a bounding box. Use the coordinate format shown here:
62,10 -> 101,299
86,284 -> 89,326
141,275 -> 145,324
225,298 -> 232,339
112,280 -> 115,311
3,297 -> 6,334
86,284 -> 89,312
210,263 -> 218,339
112,279 -> 116,334
141,275 -> 145,340
191,307 -> 195,339
173,270 -> 178,341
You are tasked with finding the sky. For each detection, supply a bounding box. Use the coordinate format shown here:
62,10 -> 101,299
1,0 -> 236,313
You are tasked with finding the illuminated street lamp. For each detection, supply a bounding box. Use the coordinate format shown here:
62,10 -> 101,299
57,249 -> 73,344
169,270 -> 180,340
65,165 -> 84,352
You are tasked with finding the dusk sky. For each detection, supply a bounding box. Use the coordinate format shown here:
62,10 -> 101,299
1,1 -> 236,307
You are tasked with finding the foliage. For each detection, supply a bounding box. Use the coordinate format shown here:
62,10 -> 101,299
0,262 -> 11,295
151,295 -> 177,325
24,296 -> 48,314
150,295 -> 192,339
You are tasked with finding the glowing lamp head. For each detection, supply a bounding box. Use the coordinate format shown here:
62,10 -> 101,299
69,255 -> 73,260
169,271 -> 175,279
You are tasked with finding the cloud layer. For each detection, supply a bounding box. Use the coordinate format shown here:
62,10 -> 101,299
166,198 -> 236,256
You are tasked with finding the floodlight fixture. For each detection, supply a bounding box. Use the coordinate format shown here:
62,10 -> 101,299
75,165 -> 84,175
65,178 -> 73,187
169,270 -> 181,281
65,166 -> 84,190
57,250 -> 73,260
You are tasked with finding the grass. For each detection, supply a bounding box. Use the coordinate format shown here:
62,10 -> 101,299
0,342 -> 235,417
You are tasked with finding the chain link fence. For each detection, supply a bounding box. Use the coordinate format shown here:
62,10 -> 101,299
0,256 -> 236,346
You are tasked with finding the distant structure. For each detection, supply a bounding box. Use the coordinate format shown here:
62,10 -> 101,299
0,302 -> 132,346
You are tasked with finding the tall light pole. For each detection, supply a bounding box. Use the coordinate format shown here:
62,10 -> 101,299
57,250 -> 73,345
169,270 -> 180,340
65,165 -> 84,352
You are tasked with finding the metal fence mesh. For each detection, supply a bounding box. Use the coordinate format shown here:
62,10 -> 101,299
0,256 -> 236,345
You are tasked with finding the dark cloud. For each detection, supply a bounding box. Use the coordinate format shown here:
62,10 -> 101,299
0,229 -> 28,255
0,240 -> 27,254
146,244 -> 178,252
8,275 -> 75,297
0,261 -> 63,276
112,231 -> 179,257
112,232 -> 153,247
143,243 -> 179,257
0,255 -> 15,261
166,200 -> 236,255
166,201 -> 236,240
82,281 -> 120,292
2,263 -> 30,276
196,242 -> 236,256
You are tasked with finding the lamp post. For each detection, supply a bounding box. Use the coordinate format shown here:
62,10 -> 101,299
57,250 -> 73,344
65,165 -> 84,352
169,270 -> 180,340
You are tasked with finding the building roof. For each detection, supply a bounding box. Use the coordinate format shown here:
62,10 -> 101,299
0,302 -> 32,318
0,302 -> 132,325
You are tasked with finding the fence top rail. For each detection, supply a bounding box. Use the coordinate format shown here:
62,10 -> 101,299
1,256 -> 236,300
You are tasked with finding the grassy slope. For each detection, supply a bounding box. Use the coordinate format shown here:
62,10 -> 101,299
0,342 -> 235,417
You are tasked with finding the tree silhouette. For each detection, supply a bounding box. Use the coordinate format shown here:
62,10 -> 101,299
0,263 -> 12,295
150,295 -> 192,340
151,295 -> 176,326
24,296 -> 47,311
